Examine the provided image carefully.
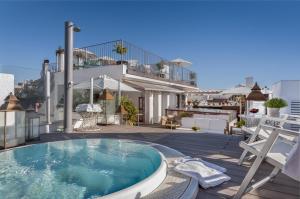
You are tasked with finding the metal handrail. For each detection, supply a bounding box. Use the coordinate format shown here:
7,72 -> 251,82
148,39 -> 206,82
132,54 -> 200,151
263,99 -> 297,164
75,40 -> 197,87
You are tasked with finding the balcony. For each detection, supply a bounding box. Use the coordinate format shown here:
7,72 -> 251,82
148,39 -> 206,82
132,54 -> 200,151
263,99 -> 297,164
73,40 -> 197,87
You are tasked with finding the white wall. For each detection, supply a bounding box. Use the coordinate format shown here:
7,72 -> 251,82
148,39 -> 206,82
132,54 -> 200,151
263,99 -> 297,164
50,65 -> 125,120
145,91 -> 154,124
53,64 -> 125,85
272,80 -> 300,114
124,91 -> 142,109
0,73 -> 14,106
169,93 -> 177,108
248,101 -> 265,116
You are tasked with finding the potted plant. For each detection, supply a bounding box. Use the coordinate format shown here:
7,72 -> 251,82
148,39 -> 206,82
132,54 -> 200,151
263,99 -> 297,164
156,61 -> 165,71
236,119 -> 246,128
189,72 -> 196,80
113,42 -> 128,64
192,100 -> 199,108
264,98 -> 288,117
156,61 -> 165,77
121,96 -> 138,126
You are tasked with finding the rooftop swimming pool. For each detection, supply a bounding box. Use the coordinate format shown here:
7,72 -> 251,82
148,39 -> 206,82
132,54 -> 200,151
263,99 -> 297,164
0,139 -> 166,199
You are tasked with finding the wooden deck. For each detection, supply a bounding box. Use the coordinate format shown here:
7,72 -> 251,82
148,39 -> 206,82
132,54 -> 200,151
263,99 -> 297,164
29,126 -> 299,199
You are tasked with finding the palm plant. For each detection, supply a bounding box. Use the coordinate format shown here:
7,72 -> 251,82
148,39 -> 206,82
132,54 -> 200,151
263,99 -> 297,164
121,96 -> 138,126
113,42 -> 127,62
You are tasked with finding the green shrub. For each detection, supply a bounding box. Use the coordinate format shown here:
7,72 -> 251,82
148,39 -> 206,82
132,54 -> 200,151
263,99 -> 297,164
121,96 -> 138,126
192,126 -> 200,131
264,98 -> 288,108
179,112 -> 193,118
236,119 -> 246,128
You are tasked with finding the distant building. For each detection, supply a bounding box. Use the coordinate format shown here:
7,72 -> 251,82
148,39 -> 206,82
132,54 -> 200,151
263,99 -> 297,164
272,80 -> 300,116
0,73 -> 14,106
245,76 -> 254,88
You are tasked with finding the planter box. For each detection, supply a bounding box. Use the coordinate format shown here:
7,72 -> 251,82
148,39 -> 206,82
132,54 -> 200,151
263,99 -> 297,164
181,117 -> 227,133
267,107 -> 280,117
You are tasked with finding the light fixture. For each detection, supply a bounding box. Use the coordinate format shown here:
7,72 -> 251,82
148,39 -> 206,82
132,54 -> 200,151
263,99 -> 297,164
73,26 -> 81,32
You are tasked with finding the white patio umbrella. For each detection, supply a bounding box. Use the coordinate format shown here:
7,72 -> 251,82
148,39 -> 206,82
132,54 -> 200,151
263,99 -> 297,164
169,58 -> 192,67
169,58 -> 192,81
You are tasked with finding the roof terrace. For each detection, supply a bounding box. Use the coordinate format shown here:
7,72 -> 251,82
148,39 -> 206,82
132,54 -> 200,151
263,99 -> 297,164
67,40 -> 197,87
25,127 -> 300,199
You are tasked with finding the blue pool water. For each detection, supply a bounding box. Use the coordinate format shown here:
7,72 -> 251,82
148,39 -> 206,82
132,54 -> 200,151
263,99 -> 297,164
0,139 -> 162,199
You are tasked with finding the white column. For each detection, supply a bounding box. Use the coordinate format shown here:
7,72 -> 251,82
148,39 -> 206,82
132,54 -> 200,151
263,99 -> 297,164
166,93 -> 170,108
145,91 -> 154,124
184,93 -> 188,107
162,92 -> 170,116
156,92 -> 162,123
43,60 -> 51,133
169,93 -> 175,108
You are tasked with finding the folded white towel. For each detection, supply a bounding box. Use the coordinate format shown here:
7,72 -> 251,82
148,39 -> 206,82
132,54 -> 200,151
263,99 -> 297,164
174,157 -> 231,189
174,156 -> 227,173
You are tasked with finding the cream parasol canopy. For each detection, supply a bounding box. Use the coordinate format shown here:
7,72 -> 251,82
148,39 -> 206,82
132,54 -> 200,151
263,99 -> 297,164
169,58 -> 192,67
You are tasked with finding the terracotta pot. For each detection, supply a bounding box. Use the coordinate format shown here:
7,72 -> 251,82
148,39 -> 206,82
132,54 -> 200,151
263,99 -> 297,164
267,107 -> 280,117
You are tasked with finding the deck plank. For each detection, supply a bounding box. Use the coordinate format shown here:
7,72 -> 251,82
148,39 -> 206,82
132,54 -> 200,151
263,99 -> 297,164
26,128 -> 300,199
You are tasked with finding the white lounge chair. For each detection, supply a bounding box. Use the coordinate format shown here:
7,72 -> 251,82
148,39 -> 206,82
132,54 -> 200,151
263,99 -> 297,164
234,125 -> 300,199
238,115 -> 300,165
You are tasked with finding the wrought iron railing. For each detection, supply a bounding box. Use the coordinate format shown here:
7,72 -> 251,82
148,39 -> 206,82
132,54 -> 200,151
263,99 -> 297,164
48,63 -> 58,72
70,40 -> 197,86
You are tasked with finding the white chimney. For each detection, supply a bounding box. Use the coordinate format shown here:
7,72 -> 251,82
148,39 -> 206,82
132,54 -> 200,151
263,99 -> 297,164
56,48 -> 65,72
245,76 -> 254,88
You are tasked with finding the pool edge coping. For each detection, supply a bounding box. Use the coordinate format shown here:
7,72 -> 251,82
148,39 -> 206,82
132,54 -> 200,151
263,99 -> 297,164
0,138 -> 199,199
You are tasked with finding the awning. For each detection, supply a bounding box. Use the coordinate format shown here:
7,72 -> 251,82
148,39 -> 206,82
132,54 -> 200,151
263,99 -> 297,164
125,80 -> 184,93
74,75 -> 139,92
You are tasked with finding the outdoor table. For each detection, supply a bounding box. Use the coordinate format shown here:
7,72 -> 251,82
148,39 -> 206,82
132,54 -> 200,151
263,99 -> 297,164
75,104 -> 102,129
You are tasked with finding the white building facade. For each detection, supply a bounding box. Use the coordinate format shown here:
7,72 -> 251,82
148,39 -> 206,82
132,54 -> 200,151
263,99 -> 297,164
0,73 -> 14,105
48,40 -> 199,124
272,80 -> 300,116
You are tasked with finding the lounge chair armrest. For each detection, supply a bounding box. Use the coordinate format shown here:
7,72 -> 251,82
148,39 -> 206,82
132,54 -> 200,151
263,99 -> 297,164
282,114 -> 300,120
241,126 -> 255,134
263,116 -> 300,126
260,124 -> 300,137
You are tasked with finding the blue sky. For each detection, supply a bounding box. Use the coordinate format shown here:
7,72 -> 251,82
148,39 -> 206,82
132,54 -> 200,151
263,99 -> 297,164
0,1 -> 299,89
